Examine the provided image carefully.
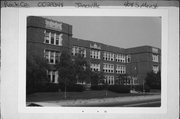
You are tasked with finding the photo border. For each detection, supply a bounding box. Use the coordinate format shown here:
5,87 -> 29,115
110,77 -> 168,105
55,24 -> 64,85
17,8 -> 168,114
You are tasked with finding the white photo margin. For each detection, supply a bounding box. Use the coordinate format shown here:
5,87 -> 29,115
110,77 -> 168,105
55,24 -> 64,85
17,8 -> 168,114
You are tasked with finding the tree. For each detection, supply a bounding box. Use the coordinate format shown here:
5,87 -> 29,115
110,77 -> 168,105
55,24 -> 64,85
56,50 -> 76,87
90,71 -> 105,85
73,54 -> 90,84
56,50 -> 106,91
116,74 -> 127,85
26,54 -> 50,94
145,70 -> 161,89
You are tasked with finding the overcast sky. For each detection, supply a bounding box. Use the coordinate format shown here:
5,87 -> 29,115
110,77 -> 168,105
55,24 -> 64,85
45,16 -> 161,49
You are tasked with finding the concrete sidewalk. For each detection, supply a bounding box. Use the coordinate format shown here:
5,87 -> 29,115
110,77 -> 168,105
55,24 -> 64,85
27,94 -> 160,107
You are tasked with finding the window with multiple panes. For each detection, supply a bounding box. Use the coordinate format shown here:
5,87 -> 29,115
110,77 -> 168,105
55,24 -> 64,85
44,30 -> 63,46
104,75 -> 114,85
90,63 -> 100,71
152,54 -> 159,62
48,71 -> 58,83
116,65 -> 126,74
103,63 -> 114,73
44,31 -> 50,44
44,50 -> 61,64
72,46 -> 86,58
90,50 -> 101,59
103,52 -> 115,61
127,55 -> 131,63
50,33 -> 54,44
55,34 -> 59,45
115,54 -> 126,63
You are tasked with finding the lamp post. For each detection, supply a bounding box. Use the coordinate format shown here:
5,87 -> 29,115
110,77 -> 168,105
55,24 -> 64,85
105,86 -> 108,97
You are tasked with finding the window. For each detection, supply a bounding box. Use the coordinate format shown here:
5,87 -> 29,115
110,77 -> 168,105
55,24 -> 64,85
105,75 -> 114,85
90,50 -> 100,59
152,54 -> 158,62
48,71 -> 58,83
115,54 -> 126,63
127,55 -> 131,63
44,31 -> 50,44
50,52 -> 55,63
59,34 -> 63,46
55,34 -> 59,45
72,46 -> 86,58
51,33 -> 54,44
90,63 -> 100,71
44,30 -> 63,46
116,65 -> 126,74
44,50 -> 61,64
103,63 -> 114,73
103,52 -> 114,61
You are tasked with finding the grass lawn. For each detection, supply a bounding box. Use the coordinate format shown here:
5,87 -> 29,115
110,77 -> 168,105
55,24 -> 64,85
26,90 -> 151,102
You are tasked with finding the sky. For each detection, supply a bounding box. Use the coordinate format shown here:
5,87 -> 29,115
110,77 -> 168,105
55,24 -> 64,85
45,16 -> 161,49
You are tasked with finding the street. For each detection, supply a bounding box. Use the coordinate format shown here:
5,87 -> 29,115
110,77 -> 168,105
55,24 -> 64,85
28,94 -> 161,107
123,100 -> 161,107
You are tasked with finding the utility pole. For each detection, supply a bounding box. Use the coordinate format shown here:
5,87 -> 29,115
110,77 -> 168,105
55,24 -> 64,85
142,79 -> 145,94
105,89 -> 108,97
105,82 -> 108,97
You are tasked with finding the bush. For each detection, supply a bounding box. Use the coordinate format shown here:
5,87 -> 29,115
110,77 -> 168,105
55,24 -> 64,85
60,84 -> 85,92
134,85 -> 150,92
147,84 -> 161,90
145,71 -> 161,90
108,85 -> 130,93
70,84 -> 85,92
90,85 -> 106,90
46,83 -> 60,92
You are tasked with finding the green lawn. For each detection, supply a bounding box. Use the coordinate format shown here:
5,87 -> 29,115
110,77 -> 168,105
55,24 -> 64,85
26,90 -> 150,102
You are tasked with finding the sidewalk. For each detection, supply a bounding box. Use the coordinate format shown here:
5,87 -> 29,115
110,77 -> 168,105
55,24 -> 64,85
27,94 -> 160,107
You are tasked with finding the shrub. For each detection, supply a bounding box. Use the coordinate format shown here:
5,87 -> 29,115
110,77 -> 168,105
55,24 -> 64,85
60,84 -> 85,92
46,83 -> 60,92
70,84 -> 85,92
134,85 -> 150,92
90,85 -> 106,90
145,71 -> 161,90
108,85 -> 130,93
147,84 -> 161,90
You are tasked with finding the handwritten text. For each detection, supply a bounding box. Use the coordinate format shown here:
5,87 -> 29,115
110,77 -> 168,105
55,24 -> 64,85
75,2 -> 100,8
124,1 -> 158,9
4,1 -> 29,7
